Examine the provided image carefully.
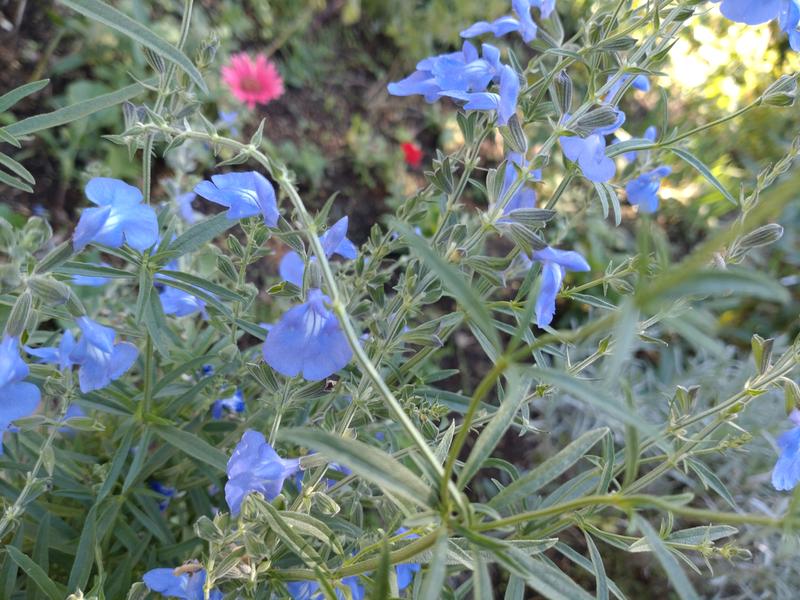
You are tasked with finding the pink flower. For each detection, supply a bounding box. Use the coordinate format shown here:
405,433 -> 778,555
221,53 -> 284,109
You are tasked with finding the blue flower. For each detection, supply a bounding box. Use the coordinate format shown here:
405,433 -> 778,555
69,317 -> 138,393
559,134 -> 615,182
225,430 -> 300,515
177,192 -> 201,224
604,74 -> 650,103
440,63 -> 520,126
0,336 -> 41,453
499,152 -> 541,216
159,286 -> 208,319
194,171 -> 279,227
280,217 -> 358,287
26,330 -> 76,371
780,0 -> 800,50
388,42 -> 497,102
212,389 -> 245,419
263,289 -> 353,381
625,166 -> 671,213
717,0 -> 782,25
772,409 -> 800,491
149,480 -> 177,511
461,0 -> 554,42
287,577 -> 364,600
143,567 -> 222,600
73,178 -> 159,252
394,528 -> 421,590
530,247 -> 590,328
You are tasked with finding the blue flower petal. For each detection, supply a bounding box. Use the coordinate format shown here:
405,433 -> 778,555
773,427 -> 800,491
85,177 -> 142,207
263,289 -> 353,381
279,251 -> 306,287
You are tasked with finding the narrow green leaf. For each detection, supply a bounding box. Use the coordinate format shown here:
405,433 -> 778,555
530,367 -> 657,435
490,427 -> 608,509
142,290 -> 172,356
472,549 -> 493,600
5,546 -> 63,600
30,513 -> 51,600
135,267 -> 153,324
374,540 -> 391,599
161,214 -> 236,261
605,137 -> 654,158
643,267 -> 790,305
56,261 -> 133,279
153,425 -> 228,473
252,499 -> 324,567
5,82 -> 148,138
279,428 -> 434,507
458,372 -> 531,488
68,503 -> 98,591
122,428 -> 154,493
634,516 -> 699,600
668,147 -> 736,206
0,167 -> 33,192
57,0 -> 207,93
419,531 -> 449,600
0,128 -> 21,147
0,152 -> 34,183
584,532 -> 609,600
158,270 -> 246,303
0,79 -> 49,113
96,425 -> 134,502
514,557 -> 595,600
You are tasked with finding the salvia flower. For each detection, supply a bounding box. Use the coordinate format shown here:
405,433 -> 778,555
194,171 -> 279,227
159,285 -> 208,319
440,63 -> 520,125
614,125 -> 657,162
221,52 -> 284,109
531,247 -> 591,328
395,528 -> 421,590
143,567 -> 222,600
625,166 -> 672,213
0,336 -> 41,452
388,41 -> 497,102
263,289 -> 353,381
73,178 -> 159,252
70,317 -> 138,393
461,0 -> 553,42
212,389 -> 245,419
287,576 -> 365,600
772,409 -> 800,490
280,217 -> 358,287
714,0 -> 800,49
401,141 -> 424,168
149,480 -> 177,511
560,134 -> 615,182
218,110 -> 240,136
499,152 -> 541,216
26,330 -> 75,372
225,430 -> 300,515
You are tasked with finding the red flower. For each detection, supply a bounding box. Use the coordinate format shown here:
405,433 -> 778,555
221,53 -> 284,110
401,142 -> 423,168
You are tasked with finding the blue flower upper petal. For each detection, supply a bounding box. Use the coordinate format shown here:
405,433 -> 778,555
719,0 -> 782,24
194,171 -> 279,227
773,426 -> 800,491
263,289 -> 353,381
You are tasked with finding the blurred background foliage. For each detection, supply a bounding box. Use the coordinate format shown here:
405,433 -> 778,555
1,0 -> 799,595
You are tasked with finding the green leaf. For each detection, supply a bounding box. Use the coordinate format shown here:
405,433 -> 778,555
249,499 -> 324,568
419,532 -> 449,600
490,427 -> 608,509
642,267 -> 790,305
0,166 -> 33,192
529,367 -> 658,436
5,82 -> 148,138
472,549 -> 493,600
56,261 -> 134,280
158,270 -> 246,303
393,220 -> 500,354
5,546 -> 63,600
152,425 -> 228,473
584,532 -> 609,600
57,0 -> 208,93
634,516 -> 699,600
0,152 -> 34,183
0,79 -> 49,114
458,371 -> 531,488
160,214 -> 236,261
511,556 -> 595,600
279,428 -> 434,507
605,137 -> 654,158
0,127 -> 21,147
668,147 -> 737,206
96,424 -> 135,502
142,290 -> 172,356
68,503 -> 98,592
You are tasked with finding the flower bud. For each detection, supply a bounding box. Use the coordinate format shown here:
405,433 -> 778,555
5,290 -> 32,337
737,223 -> 784,250
762,75 -> 797,107
28,275 -> 71,306
0,217 -> 14,250
551,70 -> 573,115
19,217 -> 52,252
